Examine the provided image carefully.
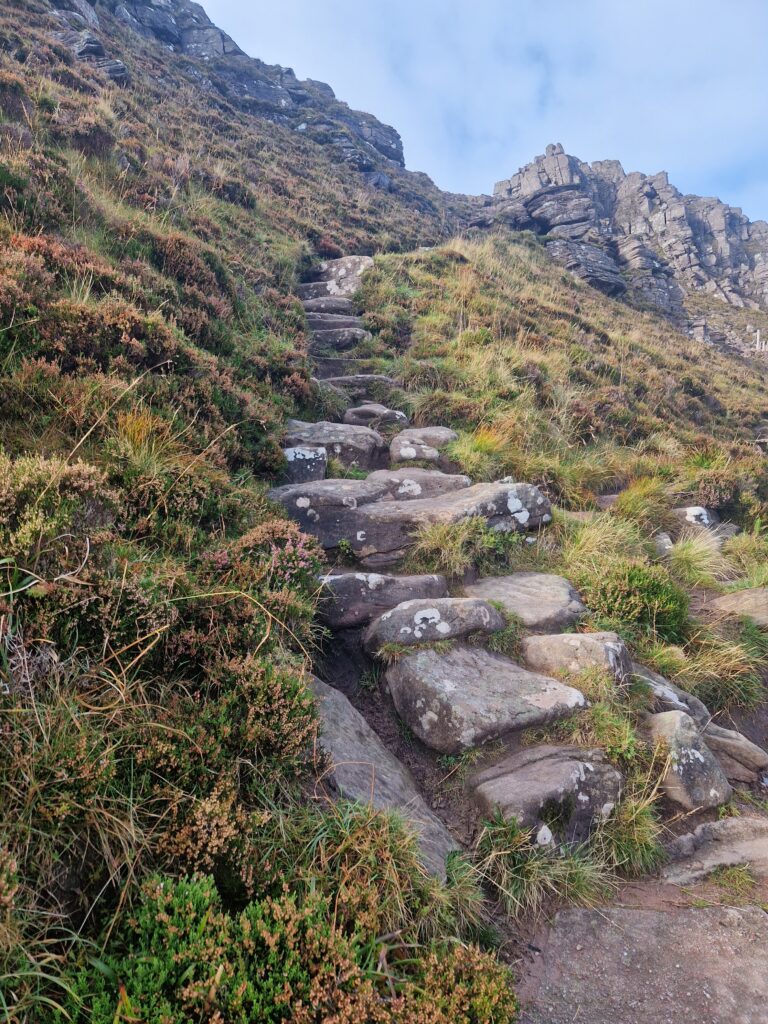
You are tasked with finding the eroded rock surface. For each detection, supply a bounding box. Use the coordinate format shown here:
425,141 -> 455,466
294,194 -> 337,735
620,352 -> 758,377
386,645 -> 586,754
646,711 -> 732,811
281,445 -> 327,484
464,573 -> 586,632
311,678 -> 458,876
663,816 -> 768,884
319,572 -> 449,629
472,745 -> 623,845
366,467 -> 471,500
283,420 -> 386,470
268,478 -> 390,549
363,597 -> 505,654
521,631 -> 632,683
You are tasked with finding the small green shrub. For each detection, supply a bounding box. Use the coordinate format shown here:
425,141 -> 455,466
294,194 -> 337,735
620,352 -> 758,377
577,559 -> 689,642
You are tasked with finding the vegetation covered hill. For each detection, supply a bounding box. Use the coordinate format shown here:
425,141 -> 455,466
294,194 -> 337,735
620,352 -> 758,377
2,1 -> 768,1021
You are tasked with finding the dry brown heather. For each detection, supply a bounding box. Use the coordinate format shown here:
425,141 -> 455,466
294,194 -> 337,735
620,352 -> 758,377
1,2 -> 768,1021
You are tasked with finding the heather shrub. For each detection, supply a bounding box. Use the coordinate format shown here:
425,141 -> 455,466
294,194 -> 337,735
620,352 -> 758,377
576,559 -> 689,642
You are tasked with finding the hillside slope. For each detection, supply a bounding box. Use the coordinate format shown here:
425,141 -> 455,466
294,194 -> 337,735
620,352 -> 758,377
2,2 -> 768,1021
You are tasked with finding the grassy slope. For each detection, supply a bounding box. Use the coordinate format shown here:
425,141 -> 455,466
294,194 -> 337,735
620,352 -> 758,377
1,2 -> 768,1020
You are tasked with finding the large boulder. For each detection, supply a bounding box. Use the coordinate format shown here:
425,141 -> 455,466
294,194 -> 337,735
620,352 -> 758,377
646,711 -> 732,811
385,645 -> 586,754
311,678 -> 458,876
281,446 -> 327,484
268,478 -> 390,549
366,467 -> 471,501
363,597 -> 505,655
464,573 -> 586,631
521,631 -> 632,684
710,587 -> 768,627
343,403 -> 408,428
283,420 -> 386,470
471,745 -> 623,845
522,906 -> 768,1024
319,572 -> 449,629
351,482 -> 552,567
390,426 -> 457,466
663,816 -> 768,884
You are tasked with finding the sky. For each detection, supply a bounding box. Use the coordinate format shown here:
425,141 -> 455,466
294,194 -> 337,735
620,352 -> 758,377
203,0 -> 768,221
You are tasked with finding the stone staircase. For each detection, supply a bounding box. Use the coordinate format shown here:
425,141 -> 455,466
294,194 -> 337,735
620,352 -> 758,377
274,255 -> 768,879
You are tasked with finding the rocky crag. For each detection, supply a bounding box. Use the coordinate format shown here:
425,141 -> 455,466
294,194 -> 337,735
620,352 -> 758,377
476,143 -> 768,352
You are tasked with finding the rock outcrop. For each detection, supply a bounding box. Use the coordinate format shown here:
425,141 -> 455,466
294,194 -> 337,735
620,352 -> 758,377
477,143 -> 768,352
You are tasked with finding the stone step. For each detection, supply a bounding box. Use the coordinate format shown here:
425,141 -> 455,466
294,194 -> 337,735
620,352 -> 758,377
311,677 -> 458,877
283,420 -> 387,470
297,255 -> 374,301
307,313 -> 365,331
521,631 -> 632,684
350,481 -> 553,568
280,445 -> 327,485
471,745 -> 623,846
319,571 -> 449,629
313,356 -> 382,379
390,426 -> 458,466
363,597 -> 506,655
385,644 -> 587,754
343,403 -> 408,428
464,573 -> 587,631
301,296 -> 356,315
269,478 -> 392,551
366,467 -> 471,500
318,375 -> 399,402
310,327 -> 371,352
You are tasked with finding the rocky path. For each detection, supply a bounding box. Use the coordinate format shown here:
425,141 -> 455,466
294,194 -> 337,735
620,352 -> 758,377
280,255 -> 768,1007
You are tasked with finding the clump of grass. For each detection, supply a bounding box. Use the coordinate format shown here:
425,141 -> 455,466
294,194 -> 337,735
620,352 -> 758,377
375,639 -> 456,663
482,607 -> 523,658
575,559 -> 690,643
672,626 -> 764,711
667,528 -> 736,587
590,764 -> 665,877
610,477 -> 676,535
406,516 -> 523,578
709,864 -> 758,904
560,513 -> 650,576
475,813 -> 616,919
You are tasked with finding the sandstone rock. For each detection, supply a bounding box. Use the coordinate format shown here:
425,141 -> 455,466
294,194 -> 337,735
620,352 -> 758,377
710,587 -> 768,627
343,403 -> 408,428
301,296 -> 356,315
283,420 -> 386,470
632,662 -> 709,724
306,312 -> 365,332
311,327 -> 371,353
363,597 -> 505,654
319,572 -> 449,629
471,745 -> 623,845
351,482 -> 552,567
268,478 -> 390,550
464,573 -> 586,632
545,238 -> 626,296
300,256 -> 374,299
699,723 -> 768,784
366,467 -> 471,500
522,905 -> 768,1024
281,446 -> 327,484
646,711 -> 732,811
311,678 -> 458,876
390,426 -> 457,466
663,815 -> 768,884
319,375 -> 399,402
673,505 -> 720,529
385,645 -> 586,754
521,631 -> 632,684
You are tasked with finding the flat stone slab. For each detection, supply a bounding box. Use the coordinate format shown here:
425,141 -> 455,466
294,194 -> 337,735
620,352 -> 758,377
311,678 -> 458,877
367,467 -> 471,501
464,573 -> 586,631
386,644 -> 586,754
343,403 -> 408,428
646,711 -> 732,811
306,312 -> 364,332
522,906 -> 768,1024
281,445 -> 327,484
390,426 -> 458,465
301,296 -> 355,314
351,482 -> 552,567
268,478 -> 391,549
283,419 -> 386,470
471,745 -> 623,845
663,816 -> 768,884
710,587 -> 768,627
363,597 -> 505,654
311,327 -> 371,352
319,572 -> 449,629
521,631 -> 632,683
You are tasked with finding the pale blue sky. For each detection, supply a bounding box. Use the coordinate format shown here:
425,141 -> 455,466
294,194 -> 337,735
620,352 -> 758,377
204,0 -> 768,221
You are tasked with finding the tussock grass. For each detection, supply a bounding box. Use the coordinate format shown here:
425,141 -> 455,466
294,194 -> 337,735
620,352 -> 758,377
668,528 -> 737,587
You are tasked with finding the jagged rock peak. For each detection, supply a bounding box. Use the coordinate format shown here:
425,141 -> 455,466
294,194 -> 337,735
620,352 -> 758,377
480,143 -> 768,350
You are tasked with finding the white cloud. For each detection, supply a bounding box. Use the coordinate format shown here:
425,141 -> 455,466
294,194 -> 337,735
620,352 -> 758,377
203,0 -> 768,219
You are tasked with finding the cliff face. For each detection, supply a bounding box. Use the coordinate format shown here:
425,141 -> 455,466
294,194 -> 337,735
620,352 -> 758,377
51,0 -> 406,179
477,144 -> 768,351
